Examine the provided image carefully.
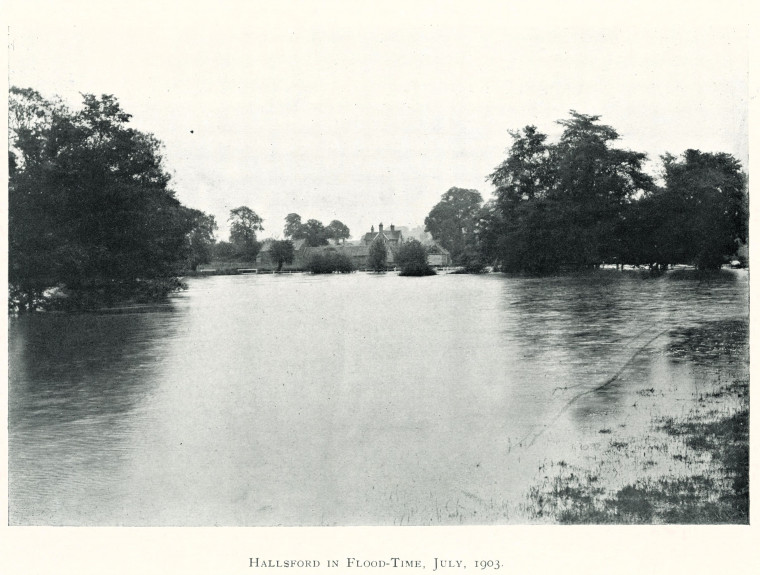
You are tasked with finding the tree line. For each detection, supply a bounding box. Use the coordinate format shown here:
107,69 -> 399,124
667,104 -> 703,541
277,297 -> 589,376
424,111 -> 747,273
8,86 -> 364,310
9,88 -> 745,311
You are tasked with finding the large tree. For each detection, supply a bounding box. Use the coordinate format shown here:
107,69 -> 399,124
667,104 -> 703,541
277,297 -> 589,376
9,88 -> 194,310
284,213 -> 305,239
326,220 -> 351,244
485,112 -> 654,272
302,219 -> 329,247
658,150 -> 747,269
424,187 -> 484,264
229,206 -> 263,260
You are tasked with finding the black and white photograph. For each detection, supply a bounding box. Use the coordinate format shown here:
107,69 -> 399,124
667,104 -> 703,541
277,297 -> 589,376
3,0 -> 755,572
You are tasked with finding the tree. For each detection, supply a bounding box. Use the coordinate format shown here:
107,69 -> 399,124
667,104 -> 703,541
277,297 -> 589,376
484,112 -> 654,272
302,219 -> 329,246
269,239 -> 295,272
424,187 -> 484,265
551,111 -> 654,265
229,206 -> 263,260
326,220 -> 351,244
185,209 -> 217,271
397,239 -> 436,276
368,239 -> 388,271
659,150 -> 747,269
284,213 -> 305,239
9,88 -> 194,310
211,241 -> 238,261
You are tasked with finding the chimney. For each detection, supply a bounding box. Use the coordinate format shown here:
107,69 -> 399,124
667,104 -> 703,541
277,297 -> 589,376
390,224 -> 395,232
371,225 -> 374,233
379,223 -> 384,233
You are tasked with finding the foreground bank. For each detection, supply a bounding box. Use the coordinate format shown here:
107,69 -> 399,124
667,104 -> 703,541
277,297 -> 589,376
524,320 -> 749,524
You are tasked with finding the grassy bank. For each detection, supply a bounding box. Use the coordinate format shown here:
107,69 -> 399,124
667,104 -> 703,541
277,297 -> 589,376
526,376 -> 748,524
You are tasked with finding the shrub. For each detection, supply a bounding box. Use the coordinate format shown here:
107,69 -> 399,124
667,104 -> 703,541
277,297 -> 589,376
397,240 -> 436,276
307,252 -> 355,274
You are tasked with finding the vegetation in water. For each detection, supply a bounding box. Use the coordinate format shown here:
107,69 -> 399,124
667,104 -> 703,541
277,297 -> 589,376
525,320 -> 749,524
8,87 -> 215,312
368,239 -> 388,272
423,112 -> 747,274
306,251 -> 355,274
397,240 -> 436,276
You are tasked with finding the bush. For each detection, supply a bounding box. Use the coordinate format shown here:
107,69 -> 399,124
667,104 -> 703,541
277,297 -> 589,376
368,240 -> 388,271
397,240 -> 436,276
307,252 -> 355,274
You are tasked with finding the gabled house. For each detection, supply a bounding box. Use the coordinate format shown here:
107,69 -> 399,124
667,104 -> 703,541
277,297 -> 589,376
361,223 -> 403,248
256,238 -> 308,270
425,241 -> 451,267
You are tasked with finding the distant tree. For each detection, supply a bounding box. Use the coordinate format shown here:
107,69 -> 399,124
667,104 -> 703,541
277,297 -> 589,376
184,209 -> 217,271
368,239 -> 388,271
326,220 -> 351,244
424,187 -> 484,265
269,239 -> 295,272
211,240 -> 238,261
229,206 -> 263,260
284,213 -> 305,239
397,239 -> 436,276
302,219 -> 329,246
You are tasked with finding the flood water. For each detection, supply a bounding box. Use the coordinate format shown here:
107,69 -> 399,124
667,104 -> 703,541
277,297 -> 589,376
8,269 -> 749,525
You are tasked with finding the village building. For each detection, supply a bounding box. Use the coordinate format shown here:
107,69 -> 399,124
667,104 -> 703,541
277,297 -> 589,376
361,223 -> 403,248
255,223 -> 438,271
425,241 -> 452,267
255,238 -> 308,270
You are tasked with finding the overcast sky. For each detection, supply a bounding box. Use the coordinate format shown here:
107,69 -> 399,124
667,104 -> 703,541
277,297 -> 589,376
7,0 -> 750,241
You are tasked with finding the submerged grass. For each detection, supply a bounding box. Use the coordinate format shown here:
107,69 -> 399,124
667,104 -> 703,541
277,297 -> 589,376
526,377 -> 748,524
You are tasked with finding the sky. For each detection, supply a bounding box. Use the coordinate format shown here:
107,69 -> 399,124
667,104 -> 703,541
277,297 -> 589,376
7,0 -> 750,241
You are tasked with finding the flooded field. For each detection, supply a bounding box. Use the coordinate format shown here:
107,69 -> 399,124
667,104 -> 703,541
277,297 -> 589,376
8,269 -> 749,525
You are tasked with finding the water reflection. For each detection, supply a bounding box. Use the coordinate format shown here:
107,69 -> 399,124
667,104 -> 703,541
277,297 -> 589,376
8,270 -> 748,525
9,307 -> 184,524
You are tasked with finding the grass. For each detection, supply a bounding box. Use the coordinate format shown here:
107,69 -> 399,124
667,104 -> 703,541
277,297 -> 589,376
526,377 -> 748,524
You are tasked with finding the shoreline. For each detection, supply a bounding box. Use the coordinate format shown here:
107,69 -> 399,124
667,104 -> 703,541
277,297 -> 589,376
522,321 -> 749,524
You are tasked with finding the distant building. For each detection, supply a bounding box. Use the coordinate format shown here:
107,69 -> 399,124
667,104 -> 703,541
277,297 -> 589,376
256,223 -> 412,271
361,223 -> 403,247
425,242 -> 451,267
256,238 -> 308,270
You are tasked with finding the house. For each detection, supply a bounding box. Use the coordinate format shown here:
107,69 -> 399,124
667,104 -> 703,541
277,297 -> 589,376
256,238 -> 308,270
361,223 -> 403,248
425,241 -> 451,267
304,244 -> 372,269
360,223 -> 404,266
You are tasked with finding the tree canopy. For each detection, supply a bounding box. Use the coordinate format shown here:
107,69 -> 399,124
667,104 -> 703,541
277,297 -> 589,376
228,206 -> 263,260
269,239 -> 295,272
326,220 -> 351,244
368,239 -> 387,271
284,213 -> 305,239
484,112 -> 658,272
424,187 -> 484,265
397,239 -> 436,276
9,87 -> 197,310
185,209 -> 218,271
302,219 -> 330,246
